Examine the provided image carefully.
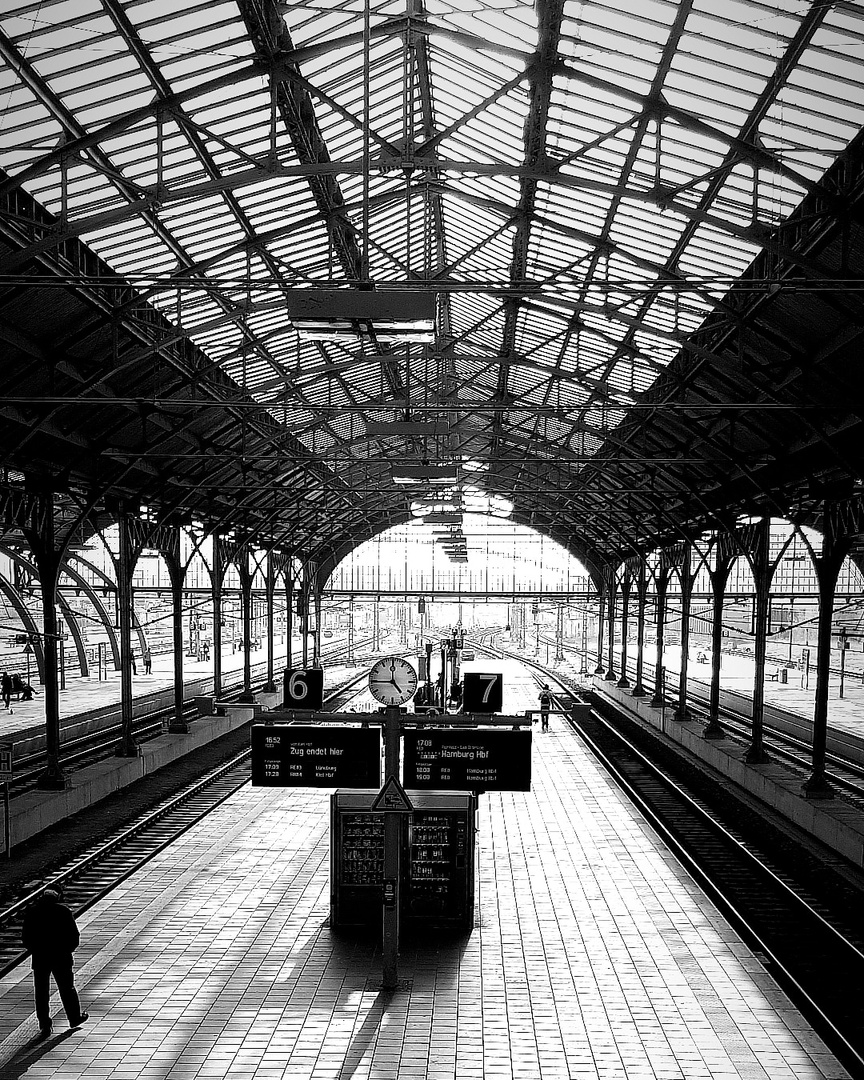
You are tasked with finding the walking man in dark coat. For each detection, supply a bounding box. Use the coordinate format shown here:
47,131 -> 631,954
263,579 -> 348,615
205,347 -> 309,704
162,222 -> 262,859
21,884 -> 89,1038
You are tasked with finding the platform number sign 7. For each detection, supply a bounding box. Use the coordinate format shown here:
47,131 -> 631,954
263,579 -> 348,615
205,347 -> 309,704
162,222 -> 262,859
283,668 -> 324,710
462,672 -> 503,713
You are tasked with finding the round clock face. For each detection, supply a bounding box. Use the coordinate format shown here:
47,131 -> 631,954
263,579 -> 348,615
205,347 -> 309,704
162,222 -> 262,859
368,656 -> 418,705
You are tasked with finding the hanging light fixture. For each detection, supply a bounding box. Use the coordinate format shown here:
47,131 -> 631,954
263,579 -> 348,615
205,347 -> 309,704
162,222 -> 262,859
391,464 -> 459,485
286,290 -> 435,342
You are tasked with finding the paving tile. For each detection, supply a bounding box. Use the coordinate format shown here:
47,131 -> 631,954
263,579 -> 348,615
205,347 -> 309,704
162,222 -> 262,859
0,665 -> 853,1079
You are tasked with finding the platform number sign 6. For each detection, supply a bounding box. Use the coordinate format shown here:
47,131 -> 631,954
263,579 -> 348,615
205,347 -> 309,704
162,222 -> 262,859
283,668 -> 324,710
462,672 -> 504,714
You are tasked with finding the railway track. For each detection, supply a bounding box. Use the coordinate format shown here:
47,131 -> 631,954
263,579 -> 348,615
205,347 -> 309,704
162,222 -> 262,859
8,639 -> 862,1071
8,663 -> 272,795
468,633 -> 864,1072
0,669 -> 372,981
7,635 -> 383,794
564,700 -> 864,1078
484,632 -> 864,800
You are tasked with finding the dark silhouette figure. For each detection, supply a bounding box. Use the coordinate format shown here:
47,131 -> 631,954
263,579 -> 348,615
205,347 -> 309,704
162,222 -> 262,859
143,647 -> 152,674
1,672 -> 11,708
130,651 -> 137,675
12,673 -> 34,700
21,884 -> 89,1038
539,685 -> 552,731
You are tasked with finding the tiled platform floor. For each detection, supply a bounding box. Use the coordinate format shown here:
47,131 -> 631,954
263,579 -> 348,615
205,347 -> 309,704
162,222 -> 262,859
0,665 -> 850,1080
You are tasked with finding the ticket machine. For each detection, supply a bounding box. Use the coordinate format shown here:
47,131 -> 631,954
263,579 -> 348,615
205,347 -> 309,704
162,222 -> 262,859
330,790 -> 476,932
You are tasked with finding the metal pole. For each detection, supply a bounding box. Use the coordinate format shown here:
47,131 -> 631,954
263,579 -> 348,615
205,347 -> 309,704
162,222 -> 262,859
3,782 -> 10,859
285,574 -> 293,667
168,565 -> 187,733
264,560 -> 276,692
747,522 -> 771,764
115,511 -> 139,757
382,705 -> 401,989
660,666 -> 666,735
240,572 -> 253,702
212,533 -> 223,700
840,632 -> 846,699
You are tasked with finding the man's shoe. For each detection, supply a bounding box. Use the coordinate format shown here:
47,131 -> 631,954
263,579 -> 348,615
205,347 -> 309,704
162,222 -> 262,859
69,1013 -> 89,1028
37,1025 -> 52,1040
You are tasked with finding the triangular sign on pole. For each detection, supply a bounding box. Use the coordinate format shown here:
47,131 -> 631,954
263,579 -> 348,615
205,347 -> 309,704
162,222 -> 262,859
370,775 -> 414,813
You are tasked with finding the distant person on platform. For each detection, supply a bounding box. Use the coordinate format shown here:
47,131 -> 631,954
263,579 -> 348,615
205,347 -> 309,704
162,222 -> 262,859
21,883 -> 89,1039
130,650 -> 137,676
143,646 -> 152,675
1,672 -> 11,708
12,672 -> 34,700
539,685 -> 552,731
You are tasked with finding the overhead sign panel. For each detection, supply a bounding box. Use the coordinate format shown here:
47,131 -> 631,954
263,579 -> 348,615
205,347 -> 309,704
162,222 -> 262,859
462,672 -> 504,713
403,729 -> 531,792
251,725 -> 381,788
283,668 -> 324,710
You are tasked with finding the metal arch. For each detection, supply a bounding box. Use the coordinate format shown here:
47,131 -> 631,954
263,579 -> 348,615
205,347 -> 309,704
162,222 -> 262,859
2,544 -> 122,674
0,570 -> 44,681
0,4 -> 863,574
619,131 -> 864,447
59,563 -> 121,672
55,591 -> 89,679
0,213 -> 361,544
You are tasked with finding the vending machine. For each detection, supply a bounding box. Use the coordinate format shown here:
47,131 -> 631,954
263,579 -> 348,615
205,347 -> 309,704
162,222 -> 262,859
330,790 -> 476,932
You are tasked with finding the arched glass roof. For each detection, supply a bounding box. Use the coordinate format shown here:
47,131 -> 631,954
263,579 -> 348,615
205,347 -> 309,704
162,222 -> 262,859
1,1 -> 863,568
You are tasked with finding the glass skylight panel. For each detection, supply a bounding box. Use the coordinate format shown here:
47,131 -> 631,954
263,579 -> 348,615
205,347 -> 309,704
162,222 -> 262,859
450,294 -> 506,346
1,0 -> 862,523
447,231 -> 516,283
237,178 -> 320,221
438,195 -> 507,249
779,81 -> 864,143
6,7 -> 113,57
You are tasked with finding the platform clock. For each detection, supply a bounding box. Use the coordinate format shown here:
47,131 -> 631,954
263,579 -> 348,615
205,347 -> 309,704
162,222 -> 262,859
368,656 -> 418,706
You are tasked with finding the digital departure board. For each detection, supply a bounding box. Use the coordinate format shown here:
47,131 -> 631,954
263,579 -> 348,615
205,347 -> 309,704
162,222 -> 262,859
251,725 -> 381,787
403,729 -> 532,791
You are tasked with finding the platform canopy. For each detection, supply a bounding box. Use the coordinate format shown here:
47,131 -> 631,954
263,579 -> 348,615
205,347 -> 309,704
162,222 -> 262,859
1,1 -> 863,573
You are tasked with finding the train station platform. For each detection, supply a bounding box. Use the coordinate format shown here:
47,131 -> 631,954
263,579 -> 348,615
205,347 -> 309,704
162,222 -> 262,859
553,643 -> 864,748
0,666 -> 851,1079
0,639 -> 376,850
0,640 -> 293,745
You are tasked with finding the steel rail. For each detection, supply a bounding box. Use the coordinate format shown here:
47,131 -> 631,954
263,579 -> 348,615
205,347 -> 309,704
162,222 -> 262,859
6,636 -> 381,794
0,669 -> 372,979
531,634 -> 864,794
563,701 -> 864,1078
467,630 -> 864,1075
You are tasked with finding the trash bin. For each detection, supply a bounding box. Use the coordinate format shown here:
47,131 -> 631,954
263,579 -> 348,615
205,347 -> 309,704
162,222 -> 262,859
780,668 -> 788,684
